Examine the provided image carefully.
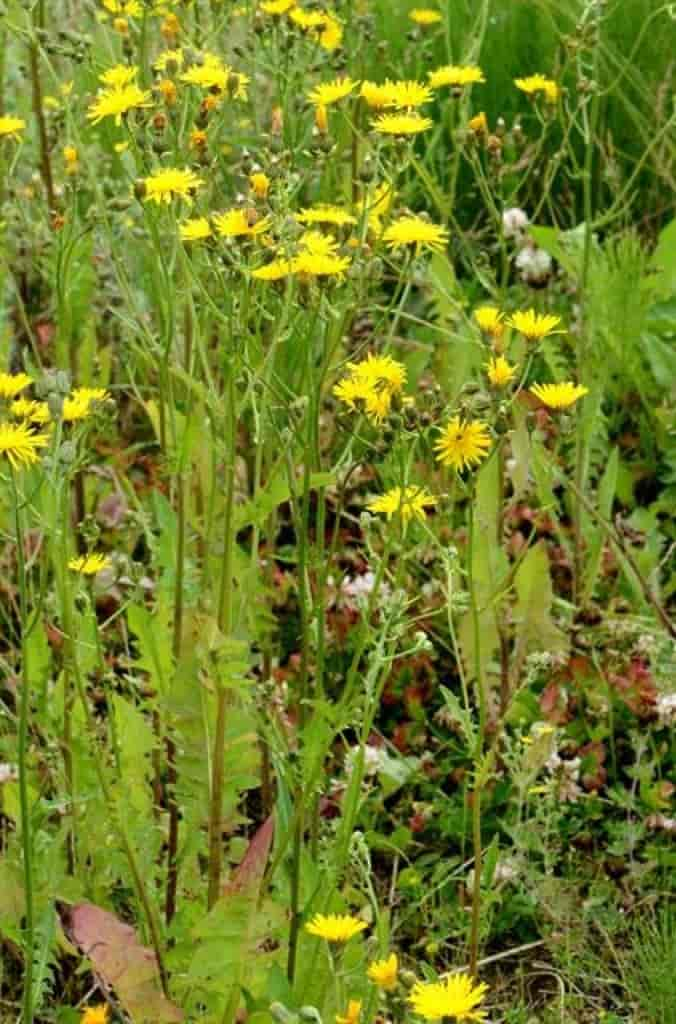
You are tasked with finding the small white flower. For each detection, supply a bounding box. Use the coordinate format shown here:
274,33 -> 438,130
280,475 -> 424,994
502,206 -> 529,239
656,692 -> 676,727
515,242 -> 552,284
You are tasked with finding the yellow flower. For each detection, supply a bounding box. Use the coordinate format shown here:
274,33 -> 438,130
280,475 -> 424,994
290,7 -> 326,28
408,974 -> 489,1021
0,422 -> 49,469
62,387 -> 109,422
295,251 -> 351,279
506,309 -> 564,342
367,952 -> 399,990
180,217 -> 212,242
336,1001 -> 361,1024
409,8 -> 443,25
69,553 -> 112,576
11,399 -> 50,424
360,81 -> 396,109
181,57 -> 249,99
368,489 -> 435,525
251,257 -> 296,281
434,417 -> 491,472
250,172 -> 270,199
473,306 -> 504,337
158,78 -> 178,105
63,145 -> 79,171
428,65 -> 485,89
154,48 -> 185,72
529,381 -> 589,409
305,913 -> 368,943
99,64 -> 137,88
87,84 -> 152,126
514,74 -> 559,103
307,77 -> 357,107
385,80 -> 433,109
348,352 -> 407,392
333,354 -> 406,422
102,0 -> 142,14
260,0 -> 296,13
0,372 -> 32,399
468,111 -> 487,133
190,128 -> 208,148
213,208 -> 270,238
383,215 -> 449,254
143,167 -> 203,204
372,112 -> 432,136
296,204 -> 356,227
0,116 -> 27,141
112,17 -> 129,33
485,356 -> 516,388
318,14 -> 342,51
81,1006 -> 108,1024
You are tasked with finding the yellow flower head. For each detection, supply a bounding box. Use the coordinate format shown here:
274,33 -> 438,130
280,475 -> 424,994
62,387 -> 109,422
180,217 -> 212,242
428,65 -> 485,89
102,0 -> 141,14
63,144 -> 79,166
434,417 -> 491,472
158,78 -> 178,105
473,306 -> 504,337
290,7 -> 326,28
334,354 -> 406,422
409,8 -> 443,25
296,204 -> 356,228
0,116 -> 26,141
251,257 -> 296,281
409,974 -> 489,1021
69,552 -> 112,576
87,84 -> 152,126
318,14 -> 343,51
213,208 -> 270,238
468,111 -> 488,133
515,74 -> 559,103
360,81 -> 397,109
154,48 -> 185,72
372,112 -> 432,136
385,80 -> 434,109
250,172 -> 271,199
383,215 -> 449,254
485,355 -> 516,388
348,352 -> 407,392
368,487 -> 436,526
81,1006 -> 108,1024
305,913 -> 368,943
295,251 -> 351,279
11,399 -> 50,424
260,0 -> 296,13
529,381 -> 589,409
506,309 -> 564,342
336,1001 -> 361,1024
367,952 -> 399,990
99,64 -> 138,89
307,77 -> 357,107
0,422 -> 49,469
143,167 -> 203,205
0,372 -> 32,399
298,231 -> 339,257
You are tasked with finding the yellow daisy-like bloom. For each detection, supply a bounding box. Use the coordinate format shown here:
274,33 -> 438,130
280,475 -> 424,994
0,422 -> 49,469
143,167 -> 203,205
360,81 -> 396,109
485,355 -> 516,388
99,64 -> 137,88
434,417 -> 491,472
468,111 -> 487,133
251,257 -> 296,281
305,913 -> 368,943
81,1006 -> 108,1024
514,74 -> 559,103
261,0 -> 296,13
348,352 -> 407,392
290,7 -> 326,28
0,115 -> 27,141
409,8 -> 442,24
0,372 -> 32,399
530,381 -> 589,409
428,65 -> 485,89
333,354 -> 406,422
102,0 -> 142,14
372,112 -> 432,136
250,172 -> 270,199
296,204 -> 356,227
474,306 -> 504,337
69,552 -> 112,576
213,209 -> 270,239
409,974 -> 489,1021
295,251 -> 351,279
367,952 -> 399,990
318,14 -> 343,51
298,230 -> 339,258
368,486 -> 436,525
307,77 -> 357,107
385,80 -> 433,109
87,84 -> 152,126
180,217 -> 212,242
11,399 -> 50,424
181,57 -> 249,99
62,387 -> 109,423
506,309 -> 563,342
335,1001 -> 361,1024
383,215 -> 449,254
154,48 -> 185,72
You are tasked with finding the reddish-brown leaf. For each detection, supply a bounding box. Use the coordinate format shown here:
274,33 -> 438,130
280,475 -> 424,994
61,903 -> 183,1024
223,815 -> 274,896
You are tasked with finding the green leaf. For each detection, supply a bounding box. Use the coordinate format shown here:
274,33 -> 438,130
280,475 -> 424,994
583,447 -> 619,602
513,541 -> 567,668
649,217 -> 676,297
440,686 -> 476,750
